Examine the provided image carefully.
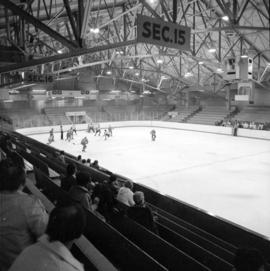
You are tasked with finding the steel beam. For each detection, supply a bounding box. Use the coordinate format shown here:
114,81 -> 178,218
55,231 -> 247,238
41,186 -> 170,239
236,0 -> 250,24
63,0 -> 79,45
0,39 -> 137,73
1,0 -> 78,50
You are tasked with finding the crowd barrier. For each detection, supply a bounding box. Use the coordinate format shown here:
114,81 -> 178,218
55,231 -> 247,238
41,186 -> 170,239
17,121 -> 270,141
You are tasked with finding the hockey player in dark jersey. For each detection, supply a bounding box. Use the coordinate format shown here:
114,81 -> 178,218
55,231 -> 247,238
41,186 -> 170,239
150,129 -> 156,141
81,136 -> 88,152
103,129 -> 110,140
108,125 -> 113,137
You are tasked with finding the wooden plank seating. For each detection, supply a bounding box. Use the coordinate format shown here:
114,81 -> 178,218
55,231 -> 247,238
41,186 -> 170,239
110,212 -> 211,271
155,209 -> 235,263
32,168 -> 168,271
133,183 -> 270,260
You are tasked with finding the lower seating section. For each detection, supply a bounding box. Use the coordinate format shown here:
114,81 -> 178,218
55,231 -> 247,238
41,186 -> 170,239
187,106 -> 231,125
233,106 -> 270,123
1,129 -> 269,271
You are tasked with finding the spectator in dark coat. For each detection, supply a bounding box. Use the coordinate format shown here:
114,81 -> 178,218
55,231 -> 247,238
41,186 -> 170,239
127,191 -> 158,234
61,163 -> 77,192
69,172 -> 92,212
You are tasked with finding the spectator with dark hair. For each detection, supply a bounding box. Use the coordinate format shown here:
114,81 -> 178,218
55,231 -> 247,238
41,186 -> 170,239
117,180 -> 134,206
92,179 -> 114,221
58,150 -> 65,164
127,191 -> 158,234
69,172 -> 92,211
82,159 -> 86,165
9,205 -> 86,271
86,158 -> 91,167
0,160 -> 48,271
77,155 -> 82,163
232,247 -> 267,271
91,160 -> 100,170
61,163 -> 77,192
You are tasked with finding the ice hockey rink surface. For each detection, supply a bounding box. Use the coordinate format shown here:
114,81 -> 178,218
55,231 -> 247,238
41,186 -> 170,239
30,127 -> 270,238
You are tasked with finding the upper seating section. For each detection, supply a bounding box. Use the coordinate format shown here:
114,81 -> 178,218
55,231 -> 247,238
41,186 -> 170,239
187,106 -> 231,125
233,106 -> 270,123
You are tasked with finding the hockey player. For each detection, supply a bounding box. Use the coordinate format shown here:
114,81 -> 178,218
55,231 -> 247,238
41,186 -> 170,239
72,124 -> 77,135
94,124 -> 101,136
108,125 -> 113,137
48,128 -> 54,144
103,129 -> 110,140
81,136 -> 88,152
87,122 -> 95,133
60,125 -> 63,140
150,129 -> 156,141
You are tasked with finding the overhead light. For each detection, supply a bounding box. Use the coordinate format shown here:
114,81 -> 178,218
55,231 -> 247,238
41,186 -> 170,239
129,65 -> 134,70
241,49 -> 248,58
106,70 -> 112,75
57,49 -> 63,54
216,68 -> 224,73
156,59 -> 163,64
135,72 -> 140,76
90,28 -> 100,34
145,0 -> 159,7
198,61 -> 204,65
222,15 -> 229,21
184,71 -> 193,78
208,48 -> 216,53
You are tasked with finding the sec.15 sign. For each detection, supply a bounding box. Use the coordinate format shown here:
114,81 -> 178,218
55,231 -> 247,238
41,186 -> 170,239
137,14 -> 191,51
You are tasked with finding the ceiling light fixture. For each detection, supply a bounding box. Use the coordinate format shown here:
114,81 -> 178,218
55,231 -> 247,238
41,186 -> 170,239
106,70 -> 112,75
222,15 -> 229,21
241,49 -> 248,58
198,61 -> 204,65
208,48 -> 216,53
184,71 -> 193,78
90,28 -> 100,34
216,68 -> 224,73
157,59 -> 163,64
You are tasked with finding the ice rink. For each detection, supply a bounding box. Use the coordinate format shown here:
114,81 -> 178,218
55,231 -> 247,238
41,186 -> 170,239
30,127 -> 270,238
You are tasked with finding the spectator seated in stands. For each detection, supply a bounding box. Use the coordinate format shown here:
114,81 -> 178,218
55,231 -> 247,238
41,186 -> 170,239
232,247 -> 269,271
58,150 -> 66,164
0,159 -> 48,271
92,179 -> 115,221
77,155 -> 82,163
69,172 -> 93,212
86,158 -> 91,167
9,205 -> 86,271
91,160 -> 100,170
61,163 -> 77,192
127,191 -> 158,234
116,180 -> 135,207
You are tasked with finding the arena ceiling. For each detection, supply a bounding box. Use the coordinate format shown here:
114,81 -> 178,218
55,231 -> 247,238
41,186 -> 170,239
0,0 -> 269,94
